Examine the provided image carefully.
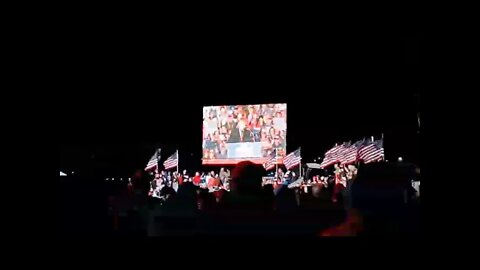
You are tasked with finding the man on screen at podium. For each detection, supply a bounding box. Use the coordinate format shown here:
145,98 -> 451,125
228,120 -> 254,143
271,135 -> 285,150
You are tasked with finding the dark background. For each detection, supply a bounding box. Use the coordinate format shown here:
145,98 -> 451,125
60,26 -> 422,177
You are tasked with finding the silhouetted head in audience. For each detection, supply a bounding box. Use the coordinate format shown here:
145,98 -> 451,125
275,186 -> 297,213
230,161 -> 265,196
197,190 -> 217,211
131,169 -> 150,194
311,184 -> 322,198
351,163 -> 412,214
262,184 -> 273,196
322,163 -> 414,236
171,182 -> 197,211
177,181 -> 196,197
213,189 -> 226,203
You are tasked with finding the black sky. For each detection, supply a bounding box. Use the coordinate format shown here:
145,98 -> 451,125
60,26 -> 422,176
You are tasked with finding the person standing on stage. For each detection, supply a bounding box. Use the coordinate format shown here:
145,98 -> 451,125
332,164 -> 346,203
177,172 -> 184,185
182,170 -> 189,182
276,168 -> 284,184
193,172 -> 201,186
219,168 -> 227,185
343,164 -> 358,209
152,173 -> 160,187
208,174 -> 220,189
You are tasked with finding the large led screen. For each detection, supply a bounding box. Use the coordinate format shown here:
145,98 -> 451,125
202,103 -> 287,165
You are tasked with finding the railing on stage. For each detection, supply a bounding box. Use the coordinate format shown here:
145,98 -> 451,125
262,176 -> 277,186
262,176 -> 307,189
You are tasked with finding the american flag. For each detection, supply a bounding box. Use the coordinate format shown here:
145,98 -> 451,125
163,151 -> 178,170
359,139 -> 384,164
283,148 -> 302,170
145,149 -> 160,171
263,149 -> 279,171
320,142 -> 349,168
325,144 -> 343,156
334,142 -> 350,161
340,139 -> 365,165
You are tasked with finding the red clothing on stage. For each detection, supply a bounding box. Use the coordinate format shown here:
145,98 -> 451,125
208,177 -> 220,188
193,175 -> 201,185
332,172 -> 345,202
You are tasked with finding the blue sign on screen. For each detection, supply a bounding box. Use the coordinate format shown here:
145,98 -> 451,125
227,142 -> 263,159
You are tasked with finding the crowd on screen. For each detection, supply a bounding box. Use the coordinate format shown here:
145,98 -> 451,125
202,104 -> 287,160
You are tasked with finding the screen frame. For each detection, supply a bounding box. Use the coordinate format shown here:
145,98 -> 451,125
202,103 -> 287,165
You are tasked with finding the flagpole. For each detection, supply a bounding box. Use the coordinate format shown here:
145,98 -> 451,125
381,133 -> 385,161
357,138 -> 365,167
176,149 -> 179,174
275,147 -> 278,180
156,148 -> 161,174
417,112 -> 420,132
298,147 -> 302,179
415,93 -> 420,133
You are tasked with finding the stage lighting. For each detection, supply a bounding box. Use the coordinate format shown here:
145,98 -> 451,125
106,178 -> 109,181
398,157 -> 403,162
